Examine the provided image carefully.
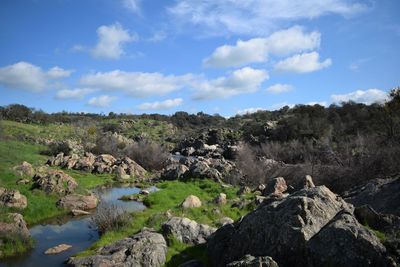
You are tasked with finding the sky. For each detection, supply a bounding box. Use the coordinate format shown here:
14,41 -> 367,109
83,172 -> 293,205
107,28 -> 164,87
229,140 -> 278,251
0,0 -> 399,116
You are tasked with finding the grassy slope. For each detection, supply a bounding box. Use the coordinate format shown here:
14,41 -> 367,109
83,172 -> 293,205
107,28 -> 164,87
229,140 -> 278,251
77,179 -> 254,266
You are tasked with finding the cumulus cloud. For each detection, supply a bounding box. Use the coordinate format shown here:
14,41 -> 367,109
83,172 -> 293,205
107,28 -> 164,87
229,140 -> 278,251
137,98 -> 183,110
192,67 -> 269,100
91,23 -> 137,59
0,61 -> 72,92
274,52 -> 332,73
271,102 -> 295,110
237,107 -> 265,115
266,83 -> 293,94
56,88 -> 96,100
204,26 -> 321,68
80,70 -> 194,97
306,101 -> 328,107
87,95 -> 117,108
168,0 -> 367,36
331,89 -> 388,104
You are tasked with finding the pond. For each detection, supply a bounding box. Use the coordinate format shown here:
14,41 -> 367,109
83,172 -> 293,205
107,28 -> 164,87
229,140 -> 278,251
1,186 -> 157,267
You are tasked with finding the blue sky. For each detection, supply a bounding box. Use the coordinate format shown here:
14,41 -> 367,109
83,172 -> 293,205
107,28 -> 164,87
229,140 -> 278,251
0,0 -> 399,116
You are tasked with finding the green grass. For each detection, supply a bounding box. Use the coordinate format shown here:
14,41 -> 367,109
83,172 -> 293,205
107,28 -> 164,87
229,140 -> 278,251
165,237 -> 208,266
1,120 -> 76,142
75,179 -> 254,266
0,233 -> 34,259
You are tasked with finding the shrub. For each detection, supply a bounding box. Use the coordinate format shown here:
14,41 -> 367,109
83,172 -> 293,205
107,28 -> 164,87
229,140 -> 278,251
90,203 -> 131,235
123,140 -> 169,171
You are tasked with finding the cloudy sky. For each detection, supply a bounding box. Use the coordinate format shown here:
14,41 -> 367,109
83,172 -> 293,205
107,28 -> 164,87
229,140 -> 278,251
0,0 -> 399,116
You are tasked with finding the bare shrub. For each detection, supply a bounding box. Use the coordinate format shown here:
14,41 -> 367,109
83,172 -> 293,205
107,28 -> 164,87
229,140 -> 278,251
123,140 -> 169,171
235,143 -> 266,185
90,203 -> 131,234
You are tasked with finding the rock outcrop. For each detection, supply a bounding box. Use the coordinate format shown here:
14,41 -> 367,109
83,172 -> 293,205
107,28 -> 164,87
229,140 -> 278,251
13,161 -> 34,177
47,152 -> 147,181
0,188 -> 27,209
181,195 -> 202,209
56,194 -> 98,211
207,185 -> 390,267
67,230 -> 167,267
32,169 -> 77,194
161,217 -> 216,245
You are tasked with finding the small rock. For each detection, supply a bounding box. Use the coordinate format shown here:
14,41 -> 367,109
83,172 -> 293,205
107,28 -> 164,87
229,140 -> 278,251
263,177 -> 287,196
226,255 -> 279,267
218,217 -> 234,226
13,161 -> 34,177
181,195 -> 202,209
214,193 -> 227,205
304,175 -> 315,189
162,217 -> 216,245
237,186 -> 251,195
16,178 -> 30,185
44,244 -> 72,254
71,209 -> 90,216
140,189 -> 150,195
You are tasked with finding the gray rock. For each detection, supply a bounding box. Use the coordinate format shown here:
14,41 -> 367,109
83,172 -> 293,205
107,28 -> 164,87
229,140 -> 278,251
344,176 -> 400,216
13,161 -> 34,177
32,169 -> 78,194
303,175 -> 315,189
307,211 -> 390,266
161,164 -> 189,180
214,193 -> 227,205
67,230 -> 167,267
227,255 -> 279,267
162,217 -> 216,245
217,217 -> 234,226
0,188 -> 27,209
44,244 -> 72,254
181,195 -> 202,209
207,186 -> 351,267
0,213 -> 30,239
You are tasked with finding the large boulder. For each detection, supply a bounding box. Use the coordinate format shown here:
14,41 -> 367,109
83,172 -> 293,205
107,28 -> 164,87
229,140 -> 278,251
13,161 -> 34,177
307,211 -> 390,266
344,176 -> 400,216
161,217 -> 216,245
263,177 -> 287,196
207,186 -> 352,267
67,230 -> 167,267
32,169 -> 78,194
226,255 -> 279,267
121,157 -> 147,180
56,194 -> 98,211
0,213 -> 30,239
181,195 -> 202,209
62,154 -> 80,169
0,188 -> 27,209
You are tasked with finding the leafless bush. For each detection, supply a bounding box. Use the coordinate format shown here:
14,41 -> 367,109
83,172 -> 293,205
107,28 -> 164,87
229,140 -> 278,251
90,203 -> 131,234
123,140 -> 169,171
235,143 -> 267,185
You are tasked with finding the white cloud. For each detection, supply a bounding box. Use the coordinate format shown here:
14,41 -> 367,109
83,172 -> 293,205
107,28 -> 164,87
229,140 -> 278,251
0,61 -> 72,92
331,89 -> 388,104
56,88 -> 96,100
274,52 -> 332,73
122,0 -> 141,14
88,95 -> 117,108
192,67 -> 269,100
148,31 -> 167,42
266,83 -> 293,94
80,70 -> 194,97
137,98 -> 183,110
204,26 -> 320,68
237,107 -> 265,115
91,23 -> 137,59
168,0 -> 367,36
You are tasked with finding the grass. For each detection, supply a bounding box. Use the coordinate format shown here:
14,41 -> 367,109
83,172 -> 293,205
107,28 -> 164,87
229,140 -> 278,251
75,179 -> 255,266
362,221 -> 388,242
0,233 -> 34,259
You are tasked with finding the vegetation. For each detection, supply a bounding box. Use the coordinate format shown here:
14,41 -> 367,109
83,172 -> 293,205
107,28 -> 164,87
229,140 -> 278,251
90,203 -> 131,234
76,179 -> 254,266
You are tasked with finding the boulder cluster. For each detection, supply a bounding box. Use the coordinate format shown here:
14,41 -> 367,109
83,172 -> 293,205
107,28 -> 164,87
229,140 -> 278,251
47,152 -> 147,181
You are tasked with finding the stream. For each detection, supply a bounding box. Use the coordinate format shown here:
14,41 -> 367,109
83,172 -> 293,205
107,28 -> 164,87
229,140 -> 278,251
1,186 -> 156,267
